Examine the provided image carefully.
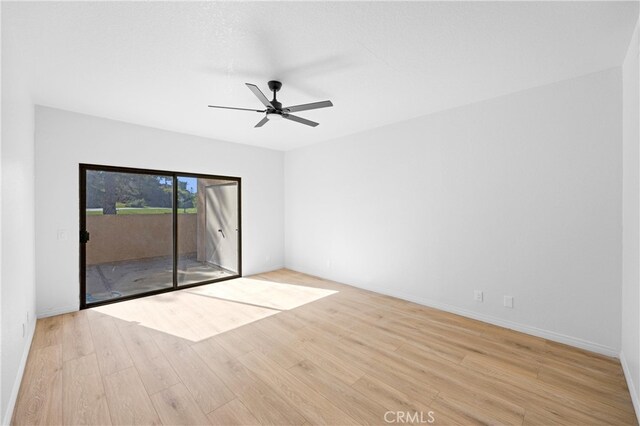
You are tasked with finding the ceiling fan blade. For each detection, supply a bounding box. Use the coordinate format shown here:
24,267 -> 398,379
208,105 -> 265,112
284,100 -> 333,113
254,116 -> 269,128
245,83 -> 274,108
283,114 -> 319,127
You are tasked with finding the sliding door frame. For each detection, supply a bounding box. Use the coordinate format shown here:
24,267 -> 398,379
79,163 -> 242,309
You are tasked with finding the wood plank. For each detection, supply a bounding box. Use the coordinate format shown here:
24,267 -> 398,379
118,323 -> 181,394
352,374 -> 434,414
212,328 -> 255,358
152,331 -> 235,414
460,352 -> 540,380
135,353 -> 181,395
522,402 -> 624,426
428,396 -> 489,426
31,316 -> 63,350
207,399 -> 259,426
239,350 -> 358,425
117,322 -> 163,362
433,389 -> 525,425
192,337 -> 307,425
395,338 -> 466,365
237,379 -> 307,425
191,337 -> 257,396
12,345 -> 62,426
62,353 -> 111,425
537,363 -> 634,413
62,311 -> 94,362
150,383 -> 210,426
288,359 -> 388,425
88,315 -> 134,376
240,320 -> 306,369
103,367 -> 161,425
294,336 -> 366,385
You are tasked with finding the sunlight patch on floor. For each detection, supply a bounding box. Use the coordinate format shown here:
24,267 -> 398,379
185,277 -> 338,310
91,278 -> 337,341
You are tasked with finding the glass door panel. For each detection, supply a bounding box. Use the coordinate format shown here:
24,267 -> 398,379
177,176 -> 239,286
84,169 -> 174,305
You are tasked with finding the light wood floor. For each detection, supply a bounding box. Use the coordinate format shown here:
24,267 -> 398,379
13,269 -> 637,425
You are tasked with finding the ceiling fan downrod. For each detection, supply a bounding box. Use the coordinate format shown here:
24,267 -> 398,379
268,80 -> 283,110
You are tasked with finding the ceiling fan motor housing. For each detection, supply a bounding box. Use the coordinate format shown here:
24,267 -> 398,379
268,80 -> 282,93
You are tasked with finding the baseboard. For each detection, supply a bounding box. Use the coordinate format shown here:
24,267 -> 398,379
621,351 -> 640,421
2,319 -> 37,426
37,304 -> 78,318
318,276 -> 620,357
244,264 -> 285,276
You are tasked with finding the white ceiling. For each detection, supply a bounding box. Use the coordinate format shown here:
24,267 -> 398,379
3,1 -> 638,151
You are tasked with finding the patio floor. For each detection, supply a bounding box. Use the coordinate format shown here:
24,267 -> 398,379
86,254 -> 234,303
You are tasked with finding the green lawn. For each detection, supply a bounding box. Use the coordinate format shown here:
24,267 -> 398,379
86,207 -> 196,216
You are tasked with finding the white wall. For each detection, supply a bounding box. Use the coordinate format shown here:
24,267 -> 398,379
34,106 -> 284,317
1,7 -> 38,423
622,15 -> 640,418
286,68 -> 622,355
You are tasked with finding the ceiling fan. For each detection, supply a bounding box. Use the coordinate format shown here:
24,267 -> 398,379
208,80 -> 333,128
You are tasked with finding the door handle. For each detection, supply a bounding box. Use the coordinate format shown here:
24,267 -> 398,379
218,229 -> 226,239
80,230 -> 90,244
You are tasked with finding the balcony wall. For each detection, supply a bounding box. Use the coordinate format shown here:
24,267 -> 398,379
86,213 -> 197,265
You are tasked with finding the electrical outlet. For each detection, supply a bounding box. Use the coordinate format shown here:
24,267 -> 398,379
504,296 -> 514,308
57,229 -> 68,241
474,290 -> 483,302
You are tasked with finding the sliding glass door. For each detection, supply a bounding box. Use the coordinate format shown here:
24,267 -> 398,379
80,165 -> 241,308
176,176 -> 239,286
